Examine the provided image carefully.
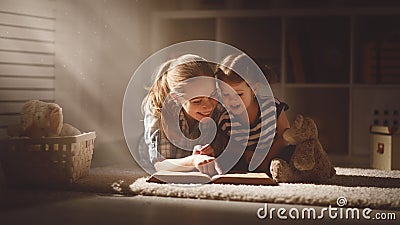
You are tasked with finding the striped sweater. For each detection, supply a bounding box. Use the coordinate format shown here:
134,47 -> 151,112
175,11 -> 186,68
218,97 -> 288,152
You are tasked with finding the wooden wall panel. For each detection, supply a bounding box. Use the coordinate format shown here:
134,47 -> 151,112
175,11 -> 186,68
0,102 -> 25,114
0,51 -> 54,65
0,115 -> 19,127
0,12 -> 55,30
0,0 -> 55,18
0,64 -> 54,77
0,26 -> 55,42
0,77 -> 54,89
0,90 -> 54,101
0,39 -> 54,54
0,0 -> 55,138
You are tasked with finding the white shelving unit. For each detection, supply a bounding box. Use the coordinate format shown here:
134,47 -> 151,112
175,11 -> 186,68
151,7 -> 400,167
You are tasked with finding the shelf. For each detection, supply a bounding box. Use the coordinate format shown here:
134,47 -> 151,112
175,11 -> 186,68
351,87 -> 400,155
285,16 -> 350,84
283,83 -> 350,88
217,17 -> 282,82
152,8 -> 400,19
353,84 -> 400,88
284,88 -> 349,155
355,15 -> 400,85
152,18 -> 216,51
151,7 -> 400,166
329,154 -> 370,168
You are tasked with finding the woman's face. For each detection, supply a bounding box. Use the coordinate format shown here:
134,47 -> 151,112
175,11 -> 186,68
180,77 -> 217,122
220,81 -> 255,116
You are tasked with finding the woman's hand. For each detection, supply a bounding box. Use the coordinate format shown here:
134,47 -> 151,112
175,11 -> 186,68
192,144 -> 215,157
192,154 -> 222,176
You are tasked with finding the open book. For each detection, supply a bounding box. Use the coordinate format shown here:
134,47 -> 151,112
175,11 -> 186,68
147,170 -> 277,185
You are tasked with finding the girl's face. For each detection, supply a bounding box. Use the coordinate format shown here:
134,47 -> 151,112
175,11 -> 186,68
220,81 -> 255,116
180,77 -> 217,122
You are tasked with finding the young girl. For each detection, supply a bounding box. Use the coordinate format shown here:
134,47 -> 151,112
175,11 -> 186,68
142,54 -> 222,176
213,53 -> 293,174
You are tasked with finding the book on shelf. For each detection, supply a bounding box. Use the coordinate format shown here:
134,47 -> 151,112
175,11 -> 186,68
287,32 -> 306,83
361,39 -> 400,84
361,41 -> 378,84
146,170 -> 277,185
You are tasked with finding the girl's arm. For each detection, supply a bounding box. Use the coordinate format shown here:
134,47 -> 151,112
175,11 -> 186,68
267,110 -> 291,162
250,110 -> 291,172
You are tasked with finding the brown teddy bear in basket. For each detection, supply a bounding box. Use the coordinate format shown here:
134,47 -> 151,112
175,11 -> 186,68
8,100 -> 81,138
270,115 -> 336,183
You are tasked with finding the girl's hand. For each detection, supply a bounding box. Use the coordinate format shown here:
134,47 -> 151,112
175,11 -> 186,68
192,154 -> 222,176
192,144 -> 215,157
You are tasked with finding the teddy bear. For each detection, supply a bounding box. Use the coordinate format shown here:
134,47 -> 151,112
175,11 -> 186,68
19,100 -> 64,138
8,100 -> 81,138
270,114 -> 336,183
60,123 -> 82,136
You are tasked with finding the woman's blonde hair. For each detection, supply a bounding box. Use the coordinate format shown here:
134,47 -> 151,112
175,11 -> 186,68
142,54 -> 215,118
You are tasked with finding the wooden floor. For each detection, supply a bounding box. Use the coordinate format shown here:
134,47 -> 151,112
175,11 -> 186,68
0,187 -> 398,225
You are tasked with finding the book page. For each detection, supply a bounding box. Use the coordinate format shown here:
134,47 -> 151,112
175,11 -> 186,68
211,173 -> 277,185
147,171 -> 277,185
147,171 -> 211,184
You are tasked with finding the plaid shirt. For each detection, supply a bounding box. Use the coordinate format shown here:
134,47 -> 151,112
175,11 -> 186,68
144,104 -> 223,164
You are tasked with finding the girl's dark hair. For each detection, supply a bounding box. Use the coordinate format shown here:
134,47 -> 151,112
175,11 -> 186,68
216,53 -> 276,85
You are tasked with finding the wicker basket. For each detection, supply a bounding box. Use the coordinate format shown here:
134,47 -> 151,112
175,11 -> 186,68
0,132 -> 95,186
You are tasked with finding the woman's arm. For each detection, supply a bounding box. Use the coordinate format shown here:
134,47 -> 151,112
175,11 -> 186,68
145,111 -> 220,175
154,156 -> 196,172
154,154 -> 221,176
